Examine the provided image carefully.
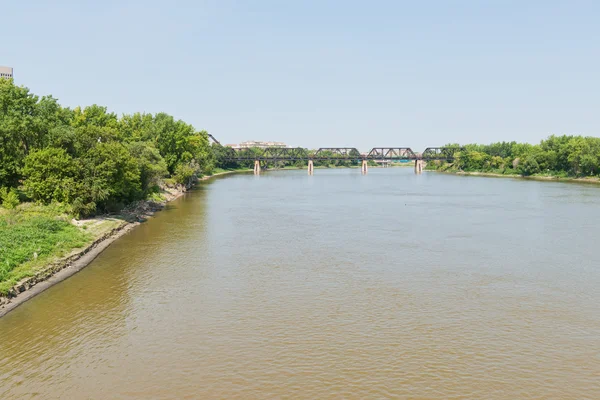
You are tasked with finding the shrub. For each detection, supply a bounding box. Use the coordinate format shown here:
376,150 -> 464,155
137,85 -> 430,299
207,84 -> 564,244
174,160 -> 199,187
518,156 -> 540,176
71,198 -> 97,219
1,188 -> 20,209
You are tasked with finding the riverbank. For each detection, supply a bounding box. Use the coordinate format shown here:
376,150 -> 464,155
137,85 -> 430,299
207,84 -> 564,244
429,169 -> 600,184
0,169 -> 248,318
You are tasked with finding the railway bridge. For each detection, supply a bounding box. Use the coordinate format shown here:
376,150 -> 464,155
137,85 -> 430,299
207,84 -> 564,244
221,146 -> 464,175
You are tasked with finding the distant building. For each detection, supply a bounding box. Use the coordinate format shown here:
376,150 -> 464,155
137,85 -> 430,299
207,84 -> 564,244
0,66 -> 13,79
227,140 -> 287,149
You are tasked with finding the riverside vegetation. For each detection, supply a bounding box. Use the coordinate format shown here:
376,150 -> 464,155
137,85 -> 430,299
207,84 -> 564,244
426,137 -> 600,179
0,78 -> 241,293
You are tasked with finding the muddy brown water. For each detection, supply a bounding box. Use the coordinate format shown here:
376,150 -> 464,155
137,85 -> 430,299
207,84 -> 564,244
1,169 -> 599,399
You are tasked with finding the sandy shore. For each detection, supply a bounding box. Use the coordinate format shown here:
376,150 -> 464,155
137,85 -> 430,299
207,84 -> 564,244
0,170 -> 246,319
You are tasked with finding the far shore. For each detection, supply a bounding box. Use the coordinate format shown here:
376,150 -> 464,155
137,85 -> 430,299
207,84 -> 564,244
429,169 -> 600,185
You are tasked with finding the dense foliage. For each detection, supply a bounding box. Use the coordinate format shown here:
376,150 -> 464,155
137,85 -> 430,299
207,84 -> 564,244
427,136 -> 600,178
0,79 -> 215,216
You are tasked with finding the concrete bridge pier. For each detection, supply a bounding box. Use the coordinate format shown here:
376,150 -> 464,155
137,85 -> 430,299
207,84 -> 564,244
361,160 -> 368,174
308,159 -> 314,175
415,159 -> 424,174
254,160 -> 261,175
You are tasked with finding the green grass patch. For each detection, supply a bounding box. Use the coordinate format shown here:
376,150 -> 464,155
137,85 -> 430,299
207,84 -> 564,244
147,191 -> 166,203
0,211 -> 92,294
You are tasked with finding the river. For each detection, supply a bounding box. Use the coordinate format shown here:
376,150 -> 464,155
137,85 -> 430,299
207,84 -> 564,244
1,168 -> 599,399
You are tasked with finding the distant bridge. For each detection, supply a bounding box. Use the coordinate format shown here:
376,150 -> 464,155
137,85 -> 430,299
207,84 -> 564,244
207,136 -> 464,174
224,146 -> 463,162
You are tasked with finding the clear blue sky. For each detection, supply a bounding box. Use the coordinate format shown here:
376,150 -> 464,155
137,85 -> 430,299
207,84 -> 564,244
2,0 -> 599,151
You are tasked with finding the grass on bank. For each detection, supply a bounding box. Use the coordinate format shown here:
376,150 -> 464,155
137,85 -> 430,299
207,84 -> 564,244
0,209 -> 90,294
0,203 -> 126,295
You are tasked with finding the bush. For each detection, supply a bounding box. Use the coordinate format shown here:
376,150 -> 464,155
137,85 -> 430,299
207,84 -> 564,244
174,161 -> 199,187
1,188 -> 20,209
71,198 -> 97,219
518,156 -> 540,176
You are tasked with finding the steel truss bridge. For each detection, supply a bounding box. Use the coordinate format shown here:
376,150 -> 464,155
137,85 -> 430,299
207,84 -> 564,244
223,147 -> 464,162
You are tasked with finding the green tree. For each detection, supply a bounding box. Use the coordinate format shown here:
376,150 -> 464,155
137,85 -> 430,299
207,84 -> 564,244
127,141 -> 168,193
456,151 -> 490,171
211,143 -> 239,169
70,105 -> 120,156
518,155 -> 540,176
118,112 -> 155,142
71,104 -> 118,129
152,113 -> 207,174
22,148 -> 78,203
79,142 -> 142,212
0,79 -> 53,187
490,156 -> 505,170
174,161 -> 199,187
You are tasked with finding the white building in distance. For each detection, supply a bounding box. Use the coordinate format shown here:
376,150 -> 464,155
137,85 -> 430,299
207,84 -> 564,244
227,140 -> 287,149
0,66 -> 13,79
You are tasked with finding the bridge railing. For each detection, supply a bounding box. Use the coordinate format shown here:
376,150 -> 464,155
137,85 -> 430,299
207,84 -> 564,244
366,148 -> 416,160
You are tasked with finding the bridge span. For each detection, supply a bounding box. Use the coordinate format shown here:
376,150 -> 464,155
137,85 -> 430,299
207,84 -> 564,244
208,135 -> 465,175
216,142 -> 464,175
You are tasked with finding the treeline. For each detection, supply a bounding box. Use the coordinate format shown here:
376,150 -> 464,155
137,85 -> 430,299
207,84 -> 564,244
0,79 -> 223,217
427,136 -> 600,177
